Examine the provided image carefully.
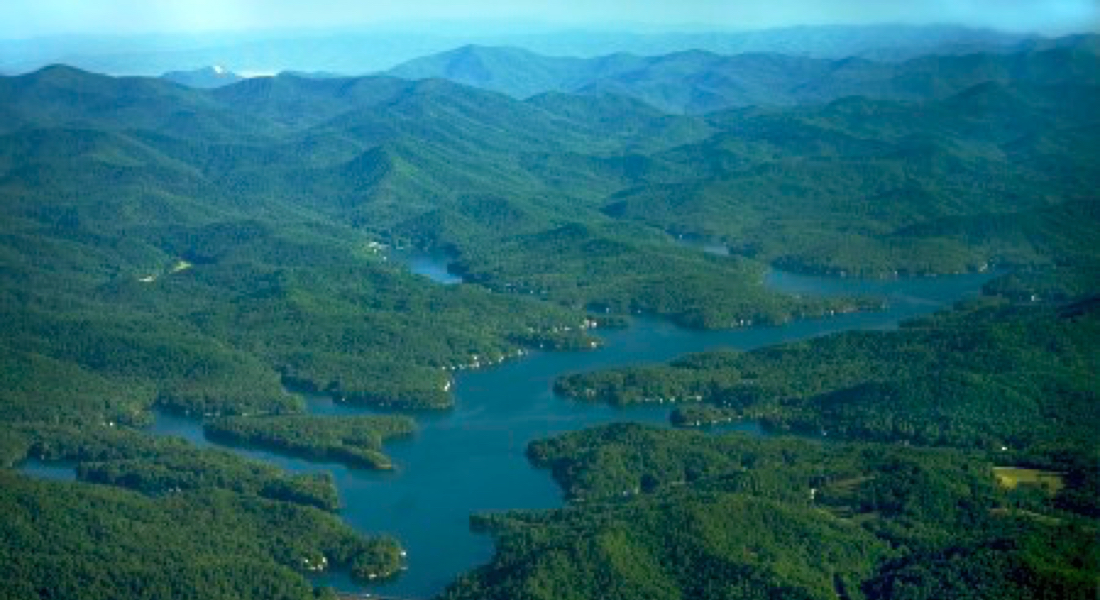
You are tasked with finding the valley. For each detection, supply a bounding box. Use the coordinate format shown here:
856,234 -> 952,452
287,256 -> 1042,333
0,24 -> 1097,600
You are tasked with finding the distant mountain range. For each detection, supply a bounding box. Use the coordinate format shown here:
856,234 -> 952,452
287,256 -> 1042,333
2,40 -> 1096,298
161,65 -> 243,88
388,35 -> 1100,113
0,24 -> 1060,76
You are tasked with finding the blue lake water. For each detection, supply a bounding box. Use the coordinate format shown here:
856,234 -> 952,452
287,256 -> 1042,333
18,459 -> 78,481
391,248 -> 464,285
23,257 -> 999,598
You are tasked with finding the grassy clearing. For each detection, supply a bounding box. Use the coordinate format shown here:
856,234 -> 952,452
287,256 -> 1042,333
993,467 -> 1065,494
169,259 -> 193,273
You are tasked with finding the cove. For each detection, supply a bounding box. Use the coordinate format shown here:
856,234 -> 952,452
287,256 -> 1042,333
390,247 -> 464,285
141,263 -> 997,598
18,458 -> 77,482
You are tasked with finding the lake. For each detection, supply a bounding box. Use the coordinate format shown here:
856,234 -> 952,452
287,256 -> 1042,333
24,256 -> 999,598
391,247 -> 464,285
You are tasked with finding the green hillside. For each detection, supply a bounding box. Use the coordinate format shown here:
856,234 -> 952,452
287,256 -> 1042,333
444,299 -> 1099,599
607,82 -> 1100,276
0,40 -> 1097,598
444,424 -> 1096,599
389,40 -> 1100,113
556,299 -> 1098,460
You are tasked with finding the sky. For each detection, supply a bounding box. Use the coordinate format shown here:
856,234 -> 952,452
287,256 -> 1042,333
2,0 -> 1098,38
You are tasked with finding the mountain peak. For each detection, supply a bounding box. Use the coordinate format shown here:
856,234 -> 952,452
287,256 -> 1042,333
24,64 -> 99,84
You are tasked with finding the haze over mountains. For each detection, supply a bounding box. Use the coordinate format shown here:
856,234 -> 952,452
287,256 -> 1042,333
388,36 -> 1100,113
0,24 -> 1058,76
161,65 -> 243,88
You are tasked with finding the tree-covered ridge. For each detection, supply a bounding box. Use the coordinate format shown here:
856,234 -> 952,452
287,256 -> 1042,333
205,414 -> 416,470
556,299 -> 1099,463
508,297 -> 1100,600
0,472 -> 401,600
452,222 -> 876,329
388,40 -> 1100,114
0,64 -> 710,423
606,83 -> 1100,277
0,208 -> 596,414
524,423 -> 1094,523
982,264 -> 1100,303
452,491 -> 887,600
0,412 -> 410,592
8,423 -> 340,510
443,425 -> 1097,600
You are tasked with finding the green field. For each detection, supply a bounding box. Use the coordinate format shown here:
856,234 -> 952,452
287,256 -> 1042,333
994,467 -> 1066,494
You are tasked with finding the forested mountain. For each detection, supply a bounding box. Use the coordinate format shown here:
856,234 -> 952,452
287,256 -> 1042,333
443,299 -> 1100,599
444,424 -> 1098,600
556,298 -> 1099,461
1,34 -> 1097,599
1,47 -> 1096,429
607,82 -> 1100,276
1,473 -> 400,599
0,24 -> 1039,76
389,37 -> 1100,112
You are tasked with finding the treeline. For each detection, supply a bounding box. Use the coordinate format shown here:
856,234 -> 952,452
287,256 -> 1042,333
13,423 -> 340,510
605,84 -> 1100,279
0,472 -> 401,600
983,264 -> 1100,303
205,414 -> 416,470
556,299 -> 1099,468
441,424 -> 1097,599
453,222 -> 873,329
459,297 -> 1100,598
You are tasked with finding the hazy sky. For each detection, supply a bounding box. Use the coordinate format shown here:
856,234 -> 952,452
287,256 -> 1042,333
3,0 -> 1098,38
